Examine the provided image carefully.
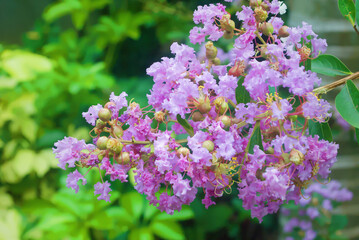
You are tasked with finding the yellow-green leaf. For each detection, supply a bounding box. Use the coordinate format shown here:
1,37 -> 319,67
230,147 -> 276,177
1,50 -> 53,81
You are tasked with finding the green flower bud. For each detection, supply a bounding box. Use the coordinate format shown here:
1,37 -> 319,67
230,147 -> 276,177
96,119 -> 106,129
219,101 -> 229,115
289,148 -> 304,165
106,138 -> 123,154
282,153 -> 290,164
116,152 -> 130,165
197,96 -> 211,114
202,140 -> 215,152
205,41 -> 218,60
220,14 -> 235,32
259,22 -> 274,36
219,115 -> 231,127
212,57 -> 221,65
113,125 -> 124,138
254,7 -> 268,22
97,136 -> 109,150
250,0 -> 262,8
98,108 -> 112,122
177,147 -> 190,157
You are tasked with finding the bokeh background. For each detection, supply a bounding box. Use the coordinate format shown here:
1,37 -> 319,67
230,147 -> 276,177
0,0 -> 358,239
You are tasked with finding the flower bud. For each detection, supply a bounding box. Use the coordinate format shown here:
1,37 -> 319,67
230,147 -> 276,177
177,147 -> 190,157
104,101 -> 116,109
155,111 -> 166,123
260,2 -> 270,11
107,138 -> 123,154
219,101 -> 229,115
288,115 -> 298,122
289,148 -> 304,165
219,115 -> 231,127
212,57 -> 221,65
259,22 -> 274,36
260,47 -> 269,59
266,147 -> 275,154
278,26 -> 290,38
250,0 -> 262,8
98,108 -> 112,122
96,119 -> 106,129
254,7 -> 268,22
197,96 -> 211,114
228,60 -> 245,77
202,140 -> 215,152
113,125 -> 123,138
192,111 -> 205,122
97,136 -> 109,150
214,97 -> 224,107
281,153 -> 290,164
223,30 -> 234,40
298,46 -> 311,62
205,41 -> 218,60
116,152 -> 130,165
220,14 -> 235,32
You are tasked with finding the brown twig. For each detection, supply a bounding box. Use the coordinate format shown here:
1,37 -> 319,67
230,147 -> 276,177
313,71 -> 359,95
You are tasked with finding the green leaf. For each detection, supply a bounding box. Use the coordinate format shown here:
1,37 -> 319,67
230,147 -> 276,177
312,54 -> 352,76
88,211 -> 113,230
338,0 -> 356,26
129,228 -> 154,240
151,221 -> 185,240
330,215 -> 348,232
247,122 -> 263,154
176,114 -> 194,137
356,0 -> 359,26
235,76 -> 251,104
121,192 -> 144,220
308,121 -> 333,142
335,80 -> 359,128
195,204 -> 233,232
153,206 -> 194,221
356,128 -> 359,145
43,0 -> 82,22
1,50 -> 53,81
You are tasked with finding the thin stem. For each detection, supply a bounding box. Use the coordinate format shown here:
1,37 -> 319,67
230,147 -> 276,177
255,31 -> 267,46
313,71 -> 359,94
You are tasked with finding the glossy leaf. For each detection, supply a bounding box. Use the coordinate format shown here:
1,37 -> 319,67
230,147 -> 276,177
235,76 -> 251,104
151,221 -> 185,240
356,0 -> 359,26
308,121 -> 333,142
176,114 -> 194,137
335,80 -> 359,128
338,0 -> 356,26
248,122 -> 264,154
312,54 -> 352,76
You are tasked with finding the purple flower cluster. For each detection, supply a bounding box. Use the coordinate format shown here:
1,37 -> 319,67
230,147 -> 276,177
53,0 -> 339,221
282,181 -> 352,240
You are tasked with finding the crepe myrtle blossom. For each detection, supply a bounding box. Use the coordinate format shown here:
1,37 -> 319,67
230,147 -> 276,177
282,181 -> 352,240
53,0 -> 341,222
